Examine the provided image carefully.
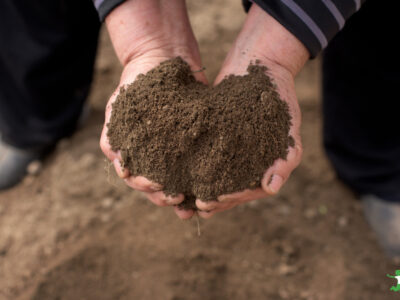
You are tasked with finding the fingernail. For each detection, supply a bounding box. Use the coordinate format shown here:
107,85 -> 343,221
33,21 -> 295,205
268,174 -> 283,194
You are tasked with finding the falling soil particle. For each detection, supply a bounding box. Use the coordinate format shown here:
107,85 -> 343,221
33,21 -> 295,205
107,57 -> 293,209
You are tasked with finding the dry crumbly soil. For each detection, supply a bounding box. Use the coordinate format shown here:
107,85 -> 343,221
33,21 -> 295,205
0,0 -> 399,299
107,57 -> 293,208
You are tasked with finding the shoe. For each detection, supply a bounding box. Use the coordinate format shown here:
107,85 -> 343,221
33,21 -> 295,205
362,194 -> 400,258
0,139 -> 52,190
0,100 -> 90,191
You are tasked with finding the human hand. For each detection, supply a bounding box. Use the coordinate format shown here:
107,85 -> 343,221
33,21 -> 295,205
100,0 -> 207,219
195,4 -> 309,218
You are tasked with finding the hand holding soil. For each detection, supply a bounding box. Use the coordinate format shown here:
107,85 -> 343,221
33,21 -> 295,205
196,5 -> 306,217
100,0 -> 208,219
194,68 -> 302,218
105,57 -> 299,218
101,0 -> 307,219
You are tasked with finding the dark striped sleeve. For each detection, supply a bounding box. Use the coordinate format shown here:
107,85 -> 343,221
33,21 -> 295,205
93,0 -> 126,21
243,0 -> 365,58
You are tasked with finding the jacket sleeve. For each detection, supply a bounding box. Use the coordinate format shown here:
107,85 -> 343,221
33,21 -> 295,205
243,0 -> 365,57
93,0 -> 126,22
93,0 -> 365,58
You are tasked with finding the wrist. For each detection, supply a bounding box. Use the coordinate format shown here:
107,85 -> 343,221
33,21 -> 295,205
105,0 -> 202,69
235,4 -> 309,77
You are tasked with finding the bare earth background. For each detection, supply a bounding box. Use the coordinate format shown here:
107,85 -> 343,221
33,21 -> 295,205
0,1 -> 398,299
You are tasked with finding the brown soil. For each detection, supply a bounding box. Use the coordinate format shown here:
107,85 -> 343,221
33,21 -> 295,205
108,57 -> 292,208
0,1 -> 399,300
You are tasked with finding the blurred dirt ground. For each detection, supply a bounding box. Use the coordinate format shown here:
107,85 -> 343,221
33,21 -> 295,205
0,1 -> 398,299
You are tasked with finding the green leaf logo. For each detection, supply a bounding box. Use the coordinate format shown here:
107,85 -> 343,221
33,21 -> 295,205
387,270 -> 400,292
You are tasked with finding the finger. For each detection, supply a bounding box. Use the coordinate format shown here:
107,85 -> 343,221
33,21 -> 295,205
124,176 -> 162,192
143,192 -> 167,207
146,191 -> 184,206
195,199 -> 220,211
197,210 -> 216,219
192,68 -> 208,85
112,158 -> 130,179
262,143 -> 303,195
259,79 -> 302,195
217,188 -> 267,203
196,198 -> 234,211
198,202 -> 237,219
174,206 -> 195,220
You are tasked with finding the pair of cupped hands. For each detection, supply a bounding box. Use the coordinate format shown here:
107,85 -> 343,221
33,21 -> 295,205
100,0 -> 308,219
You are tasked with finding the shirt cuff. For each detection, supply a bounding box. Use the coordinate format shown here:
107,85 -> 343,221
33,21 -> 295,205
93,0 -> 126,22
242,0 -> 364,58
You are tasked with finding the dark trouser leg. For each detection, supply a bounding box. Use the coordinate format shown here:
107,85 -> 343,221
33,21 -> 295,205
0,0 -> 100,150
322,1 -> 400,202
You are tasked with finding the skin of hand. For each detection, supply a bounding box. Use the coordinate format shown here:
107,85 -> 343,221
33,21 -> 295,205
101,1 -> 308,220
100,0 -> 207,220
194,4 -> 309,218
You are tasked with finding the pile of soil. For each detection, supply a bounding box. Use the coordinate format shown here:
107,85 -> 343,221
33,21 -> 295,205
107,57 -> 293,209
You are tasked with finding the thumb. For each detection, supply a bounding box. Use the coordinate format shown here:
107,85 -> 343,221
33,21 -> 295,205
261,144 -> 302,195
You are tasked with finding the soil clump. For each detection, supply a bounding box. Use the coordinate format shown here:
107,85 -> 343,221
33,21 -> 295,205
107,57 -> 293,209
